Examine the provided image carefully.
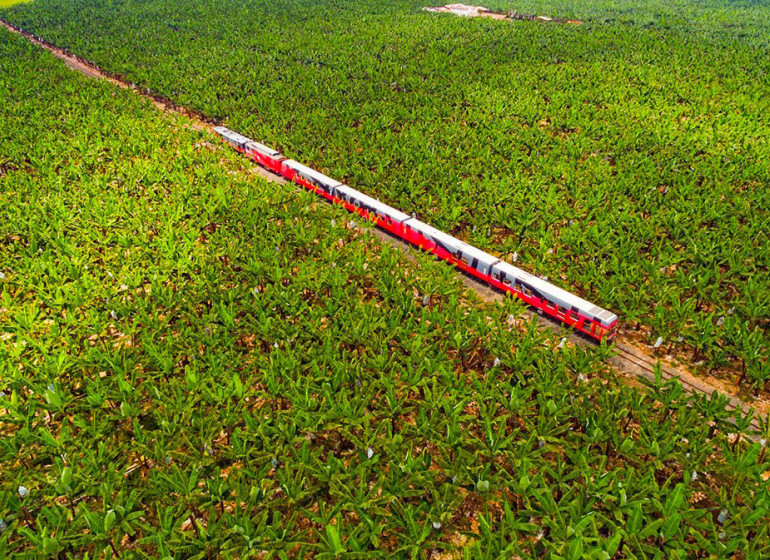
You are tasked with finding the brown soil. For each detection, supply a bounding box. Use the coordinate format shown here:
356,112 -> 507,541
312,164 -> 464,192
423,4 -> 583,24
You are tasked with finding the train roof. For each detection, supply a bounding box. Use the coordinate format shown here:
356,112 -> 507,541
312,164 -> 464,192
335,186 -> 411,223
214,126 -> 251,146
245,141 -> 281,158
492,261 -> 618,327
407,220 -> 499,266
282,160 -> 343,190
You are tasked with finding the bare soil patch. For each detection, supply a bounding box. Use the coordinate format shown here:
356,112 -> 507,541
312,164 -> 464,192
423,4 -> 583,24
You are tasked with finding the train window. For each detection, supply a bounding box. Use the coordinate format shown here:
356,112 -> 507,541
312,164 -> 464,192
492,271 -> 502,281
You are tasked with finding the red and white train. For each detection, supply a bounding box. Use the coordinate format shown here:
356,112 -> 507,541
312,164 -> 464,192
214,126 -> 618,341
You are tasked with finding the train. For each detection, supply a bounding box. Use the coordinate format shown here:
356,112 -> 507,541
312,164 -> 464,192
214,126 -> 618,341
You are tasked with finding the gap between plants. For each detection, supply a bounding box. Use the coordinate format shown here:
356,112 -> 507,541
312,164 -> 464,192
422,4 -> 584,24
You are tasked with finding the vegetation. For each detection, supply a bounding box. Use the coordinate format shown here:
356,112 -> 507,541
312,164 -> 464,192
3,0 -> 767,389
1,27 -> 768,559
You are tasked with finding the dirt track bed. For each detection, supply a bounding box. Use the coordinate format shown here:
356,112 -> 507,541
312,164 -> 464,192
423,3 -> 583,24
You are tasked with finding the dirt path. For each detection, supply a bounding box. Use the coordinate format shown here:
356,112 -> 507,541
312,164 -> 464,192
3,18 -> 765,432
422,4 -> 583,24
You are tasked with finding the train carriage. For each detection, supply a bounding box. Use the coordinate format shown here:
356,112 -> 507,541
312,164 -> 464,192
490,261 -> 618,339
214,126 -> 251,151
335,186 -> 412,236
281,160 -> 342,201
245,141 -> 284,174
404,220 -> 498,276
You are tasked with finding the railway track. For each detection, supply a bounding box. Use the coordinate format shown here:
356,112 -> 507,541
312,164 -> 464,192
613,342 -> 765,434
2,17 -> 765,439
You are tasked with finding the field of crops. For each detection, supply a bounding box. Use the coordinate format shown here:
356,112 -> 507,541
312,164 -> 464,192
3,0 -> 768,391
1,23 -> 769,559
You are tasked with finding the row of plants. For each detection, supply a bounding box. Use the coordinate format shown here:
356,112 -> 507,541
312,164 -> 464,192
1,28 -> 769,558
3,0 -> 766,388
